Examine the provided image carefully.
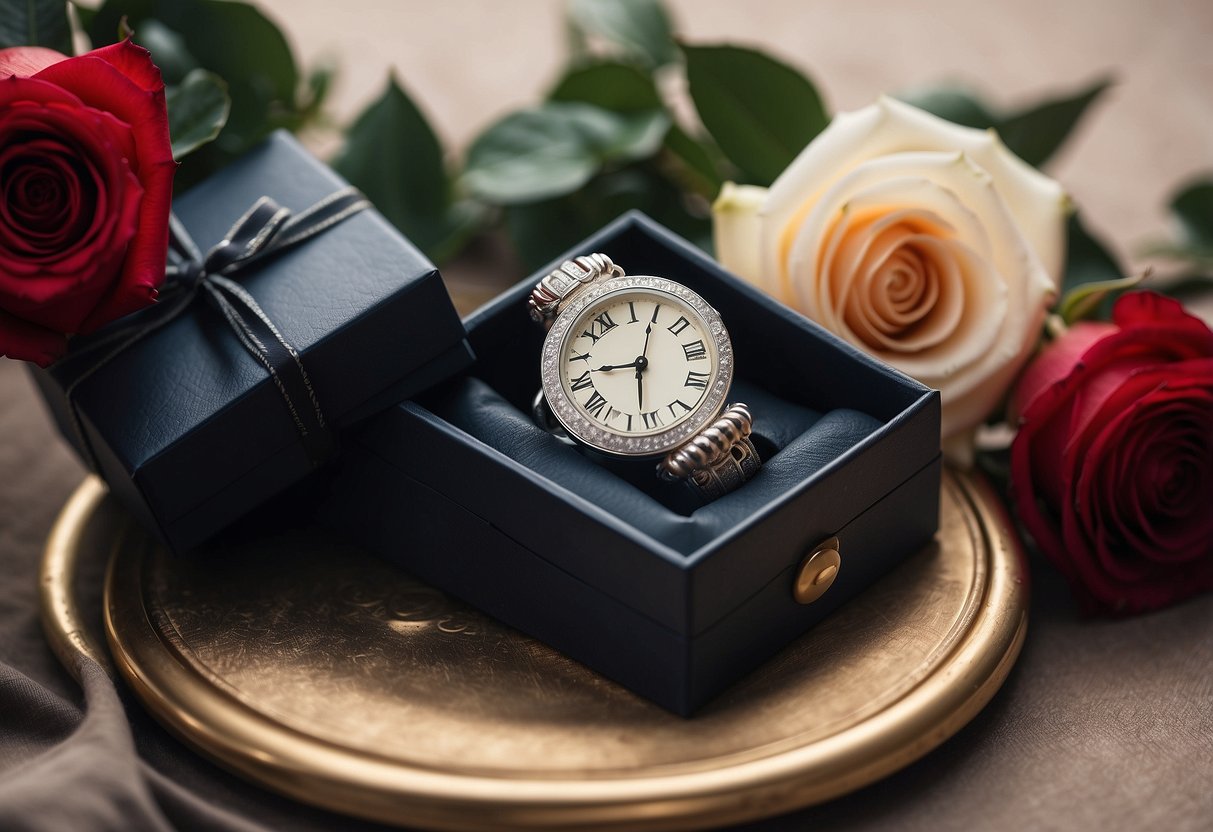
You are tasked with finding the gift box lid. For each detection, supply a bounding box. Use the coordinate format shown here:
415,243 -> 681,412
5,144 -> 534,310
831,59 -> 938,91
34,131 -> 472,550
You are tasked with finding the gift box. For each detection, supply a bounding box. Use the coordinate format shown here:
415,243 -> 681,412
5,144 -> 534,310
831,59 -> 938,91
32,131 -> 472,552
324,212 -> 942,715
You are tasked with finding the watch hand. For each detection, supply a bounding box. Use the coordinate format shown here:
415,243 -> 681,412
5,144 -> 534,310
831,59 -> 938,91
631,323 -> 654,412
594,360 -> 642,372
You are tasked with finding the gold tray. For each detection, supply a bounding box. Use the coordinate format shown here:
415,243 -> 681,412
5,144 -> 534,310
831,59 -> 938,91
41,470 -> 1027,831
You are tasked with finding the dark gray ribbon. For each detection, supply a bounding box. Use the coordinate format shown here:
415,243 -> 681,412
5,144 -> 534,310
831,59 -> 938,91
56,187 -> 370,474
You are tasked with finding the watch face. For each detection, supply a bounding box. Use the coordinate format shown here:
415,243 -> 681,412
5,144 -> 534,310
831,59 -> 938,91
541,275 -> 733,458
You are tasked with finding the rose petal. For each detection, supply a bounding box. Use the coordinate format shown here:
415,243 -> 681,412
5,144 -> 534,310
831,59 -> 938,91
0,46 -> 66,78
1078,365 -> 1213,564
1009,321 -> 1113,421
34,55 -> 173,175
819,204 -> 956,348
86,39 -> 165,94
783,151 -> 1047,439
1020,361 -> 1213,613
0,305 -> 67,365
712,182 -> 770,291
760,96 -> 1067,289
33,54 -> 175,330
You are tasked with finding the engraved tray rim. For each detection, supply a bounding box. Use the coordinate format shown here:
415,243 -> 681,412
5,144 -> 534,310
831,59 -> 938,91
40,471 -> 1028,831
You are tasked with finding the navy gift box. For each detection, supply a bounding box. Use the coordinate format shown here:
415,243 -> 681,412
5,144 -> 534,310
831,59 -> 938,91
32,131 -> 471,552
325,212 -> 942,715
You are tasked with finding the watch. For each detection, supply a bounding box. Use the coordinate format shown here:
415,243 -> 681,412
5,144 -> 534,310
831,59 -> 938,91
530,252 -> 761,501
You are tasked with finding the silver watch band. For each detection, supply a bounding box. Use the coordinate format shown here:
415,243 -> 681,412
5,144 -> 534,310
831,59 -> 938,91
658,403 -> 761,501
528,253 -> 623,327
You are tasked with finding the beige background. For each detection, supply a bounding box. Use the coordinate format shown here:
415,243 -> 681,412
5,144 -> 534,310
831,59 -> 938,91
261,0 -> 1213,276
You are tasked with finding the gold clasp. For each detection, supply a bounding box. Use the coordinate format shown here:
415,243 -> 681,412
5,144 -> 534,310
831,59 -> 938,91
793,536 -> 841,604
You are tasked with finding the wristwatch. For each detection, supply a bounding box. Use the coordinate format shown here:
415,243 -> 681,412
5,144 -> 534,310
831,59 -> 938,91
530,253 -> 761,501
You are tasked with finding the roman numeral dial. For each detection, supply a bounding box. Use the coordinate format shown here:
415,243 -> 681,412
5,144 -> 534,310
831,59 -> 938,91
559,286 -> 723,440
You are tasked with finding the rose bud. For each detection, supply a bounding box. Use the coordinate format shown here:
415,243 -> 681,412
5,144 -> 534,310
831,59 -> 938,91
0,40 -> 175,367
713,97 -> 1068,465
1009,291 -> 1213,615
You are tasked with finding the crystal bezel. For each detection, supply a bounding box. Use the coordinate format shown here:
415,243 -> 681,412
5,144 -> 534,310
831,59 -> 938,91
540,276 -> 733,459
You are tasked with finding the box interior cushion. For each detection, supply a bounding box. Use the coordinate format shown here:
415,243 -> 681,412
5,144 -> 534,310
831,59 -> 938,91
422,375 -> 881,555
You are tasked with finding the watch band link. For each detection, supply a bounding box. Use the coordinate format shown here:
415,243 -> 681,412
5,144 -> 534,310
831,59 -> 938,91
528,253 -> 624,326
658,403 -> 761,500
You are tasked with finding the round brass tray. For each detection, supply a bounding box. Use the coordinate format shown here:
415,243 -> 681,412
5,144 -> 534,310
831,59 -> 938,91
41,470 -> 1028,831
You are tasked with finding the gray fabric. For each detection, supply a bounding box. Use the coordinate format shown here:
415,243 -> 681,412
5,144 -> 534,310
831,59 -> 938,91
2,359 -> 1212,831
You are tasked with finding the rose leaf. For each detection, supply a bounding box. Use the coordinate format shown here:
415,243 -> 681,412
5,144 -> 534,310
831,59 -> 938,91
996,77 -> 1113,169
72,2 -> 98,32
129,19 -> 198,83
462,103 -> 669,205
334,74 -> 479,264
662,124 -> 726,198
464,109 -> 602,204
89,0 -> 299,152
1169,177 -> 1213,251
166,68 -> 230,161
1060,212 -> 1126,319
506,196 -> 599,272
683,44 -> 829,187
1138,176 -> 1213,277
567,0 -> 678,69
1059,272 -> 1146,326
895,85 -> 997,129
549,61 -> 663,112
504,164 -> 708,270
0,0 -> 72,53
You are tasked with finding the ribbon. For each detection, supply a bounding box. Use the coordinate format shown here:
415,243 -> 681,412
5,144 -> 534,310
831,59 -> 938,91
55,187 -> 370,475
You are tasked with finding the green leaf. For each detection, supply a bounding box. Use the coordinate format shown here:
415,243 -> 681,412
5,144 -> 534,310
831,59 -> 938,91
0,0 -> 72,53
1139,176 -> 1213,275
1061,212 -> 1125,320
298,61 -> 335,122
506,198 -> 596,272
166,68 -> 230,160
1169,177 -> 1213,250
894,79 -> 1111,170
505,164 -> 707,270
661,124 -> 723,197
997,77 -> 1112,168
564,14 -> 590,63
72,1 -> 97,33
567,0 -> 677,68
683,44 -> 828,186
88,0 -> 299,153
129,19 -> 198,82
429,199 -> 489,265
1059,272 -> 1145,325
549,61 -> 662,112
895,85 -> 996,129
333,75 -> 476,262
463,102 -> 669,204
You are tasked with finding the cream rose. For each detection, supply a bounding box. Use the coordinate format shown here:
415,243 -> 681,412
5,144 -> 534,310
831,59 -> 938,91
713,96 -> 1068,464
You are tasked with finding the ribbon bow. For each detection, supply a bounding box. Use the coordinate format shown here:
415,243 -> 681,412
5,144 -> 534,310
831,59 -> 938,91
58,187 -> 370,474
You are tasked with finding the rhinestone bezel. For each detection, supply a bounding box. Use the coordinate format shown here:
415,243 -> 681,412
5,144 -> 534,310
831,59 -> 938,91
540,275 -> 734,459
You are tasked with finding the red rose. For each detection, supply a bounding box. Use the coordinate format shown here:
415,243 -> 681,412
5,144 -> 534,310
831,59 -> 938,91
1009,291 -> 1213,614
0,40 -> 175,366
